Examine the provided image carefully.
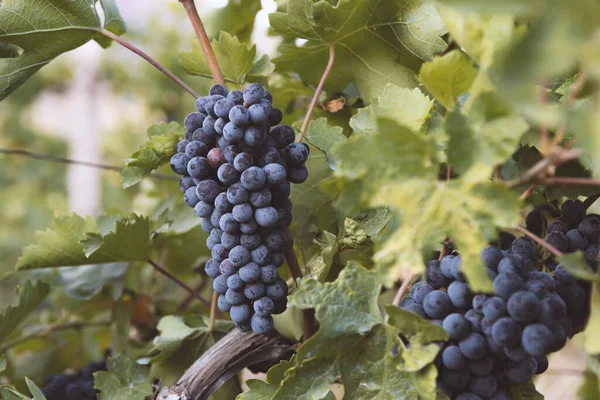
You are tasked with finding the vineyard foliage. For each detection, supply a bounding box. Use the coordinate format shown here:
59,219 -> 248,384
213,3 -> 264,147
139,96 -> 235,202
0,0 -> 600,399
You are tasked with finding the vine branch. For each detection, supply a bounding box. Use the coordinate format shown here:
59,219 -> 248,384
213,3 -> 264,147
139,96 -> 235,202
100,29 -> 199,98
179,0 -> 225,85
0,148 -> 178,181
147,259 -> 213,309
0,320 -> 111,353
298,44 -> 336,142
392,272 -> 418,306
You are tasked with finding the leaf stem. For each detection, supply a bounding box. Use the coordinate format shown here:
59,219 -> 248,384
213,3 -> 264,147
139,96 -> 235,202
392,272 -> 418,306
0,320 -> 111,353
515,226 -> 563,257
0,148 -> 178,181
147,259 -> 212,308
179,0 -> 225,85
298,44 -> 336,142
100,29 -> 199,98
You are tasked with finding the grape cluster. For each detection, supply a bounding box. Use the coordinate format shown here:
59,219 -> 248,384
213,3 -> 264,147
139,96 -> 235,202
41,360 -> 105,400
399,200 -> 599,399
171,83 -> 309,334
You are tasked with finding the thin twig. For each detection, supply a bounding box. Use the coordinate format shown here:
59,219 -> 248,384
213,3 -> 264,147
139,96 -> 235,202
392,272 -> 418,306
298,44 -> 336,142
0,148 -> 179,181
518,184 -> 537,201
515,226 -> 563,257
177,278 -> 207,312
179,0 -> 225,85
506,149 -> 583,188
446,165 -> 451,182
147,259 -> 212,308
100,29 -> 199,98
542,176 -> 600,186
208,291 -> 218,334
0,321 -> 111,353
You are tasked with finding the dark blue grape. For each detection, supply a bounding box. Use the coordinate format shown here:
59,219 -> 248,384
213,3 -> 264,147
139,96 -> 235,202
217,163 -> 238,186
585,244 -> 600,268
240,219 -> 259,234
195,97 -> 209,113
264,230 -> 287,252
232,203 -> 253,223
522,323 -> 553,356
481,246 -> 503,269
218,294 -> 232,312
486,336 -> 504,356
170,153 -> 189,175
443,313 -> 471,340
221,232 -> 240,249
426,260 -> 449,289
554,264 -> 575,285
192,127 -> 215,143
179,176 -> 195,193
507,291 -> 540,322
217,135 -> 232,149
493,272 -> 525,300
537,296 -> 566,327
214,117 -> 226,134
497,257 -> 519,275
504,344 -> 530,362
213,275 -> 228,294
451,256 -> 466,282
249,188 -> 272,208
525,280 -> 548,299
240,234 -> 261,250
183,187 -> 199,207
229,245 -> 251,267
204,259 -> 220,278
200,218 -> 213,233
567,229 -> 588,251
255,207 -> 278,227
223,145 -> 241,164
442,345 -> 466,370
234,152 -> 254,172
187,156 -> 210,179
254,296 -> 275,316
185,140 -> 208,158
244,282 -> 265,300
211,243 -> 229,262
423,290 -> 453,319
491,317 -> 521,347
251,244 -> 271,266
202,115 -> 218,138
223,122 -> 244,142
469,375 -> 497,398
230,303 -> 251,324
547,220 -> 569,234
562,199 -> 586,225
244,125 -> 267,147
177,139 -> 190,153
219,259 -> 236,277
227,273 -> 244,290
481,317 -> 493,336
241,166 -> 266,190
196,179 -> 221,203
184,112 -> 205,130
226,288 -> 245,305
410,282 -> 434,304
213,192 -> 232,213
227,183 -> 250,205
214,98 -> 235,118
260,265 -> 279,284
263,163 -> 287,186
440,255 -> 455,278
243,83 -> 265,105
210,84 -> 228,96
284,143 -> 310,167
219,213 -> 239,233
505,357 -> 537,382
472,294 -> 487,313
442,366 -> 471,389
405,303 -> 426,318
465,309 -> 483,333
550,325 -> 567,352
288,166 -> 308,184
239,262 -> 261,283
482,297 -> 506,322
268,108 -> 283,126
227,90 -> 244,105
204,95 -> 225,117
271,254 -> 283,267
447,281 -> 472,309
545,231 -> 569,253
459,333 -> 487,360
511,237 -> 537,260
251,313 -> 274,334
269,125 -> 296,149
206,228 -> 221,249
469,354 -> 494,376
527,271 -> 556,291
248,101 -> 271,124
229,105 -> 250,126
266,279 -> 288,300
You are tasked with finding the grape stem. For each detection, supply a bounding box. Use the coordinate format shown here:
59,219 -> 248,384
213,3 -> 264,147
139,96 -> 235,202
179,0 -> 225,86
0,147 -> 178,181
298,44 -> 336,142
208,291 -> 219,333
0,320 -> 111,353
392,272 -> 418,306
514,226 -> 563,258
542,176 -> 600,186
147,259 -> 214,309
100,29 -> 199,98
506,148 -> 583,188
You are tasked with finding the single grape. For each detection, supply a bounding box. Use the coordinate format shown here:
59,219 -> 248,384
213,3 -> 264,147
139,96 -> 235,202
244,125 -> 267,147
491,317 -> 521,347
241,166 -> 266,191
229,245 -> 251,267
284,142 -> 310,167
545,232 -> 569,253
210,84 -> 228,96
537,296 -> 567,327
207,147 -> 226,170
269,125 -> 296,149
481,246 -> 503,269
459,333 -> 487,360
561,199 -> 586,226
288,166 -> 309,184
260,264 -> 279,284
482,297 -> 507,322
554,264 -> 575,285
410,282 -> 434,304
472,294 -> 487,313
497,257 -> 519,275
254,296 -> 275,316
527,271 -> 556,291
214,117 -> 226,134
230,303 -> 251,324
211,243 -> 229,262
185,140 -> 208,159
219,259 -> 236,277
219,213 -> 239,234
200,218 -> 213,233
221,232 -> 240,249
240,234 -> 261,250
251,244 -> 272,266
223,122 -> 244,142
423,290 -> 453,319
232,203 -> 253,223
464,309 -> 483,333
243,83 -> 265,105
525,280 -> 548,299
170,153 -> 189,175
214,98 -> 235,118
405,303 -> 427,318
227,90 -> 244,105
507,291 -> 540,322
442,345 -> 466,370
226,288 -> 245,305
440,255 -> 455,278
266,279 -> 288,300
217,294 -> 232,312
244,282 -> 266,300
255,207 -> 279,228
184,112 -> 205,131
179,176 -> 195,193
268,108 -> 283,126
239,262 -> 261,283
579,215 -> 600,242
443,313 -> 471,340
567,229 -> 588,251
504,344 -> 530,362
511,237 -> 537,260
248,102 -> 270,124
451,256 -> 466,282
426,260 -> 449,289
264,230 -> 287,252
250,188 -> 272,208
469,375 -> 497,398
522,323 -> 553,356
204,259 -> 220,278
468,354 -> 494,376
229,105 -> 250,126
240,219 -> 259,234
227,273 -> 244,290
234,152 -> 254,172
271,252 -> 285,267
505,358 -> 537,383
202,115 -> 218,137
195,179 -> 221,203
195,97 -> 209,113
447,281 -> 472,309
251,313 -> 274,334
183,187 -> 199,207
213,275 -> 228,294
263,163 -> 287,186
187,156 -> 210,179
493,272 -> 525,300
227,183 -> 250,205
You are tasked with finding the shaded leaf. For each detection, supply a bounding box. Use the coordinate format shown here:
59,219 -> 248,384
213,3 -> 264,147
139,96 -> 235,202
94,0 -> 127,48
94,356 -> 153,400
59,263 -> 129,300
306,118 -> 346,165
24,379 -> 45,400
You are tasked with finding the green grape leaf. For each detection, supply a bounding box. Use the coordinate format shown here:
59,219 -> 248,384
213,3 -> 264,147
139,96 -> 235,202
306,118 -> 346,164
445,92 -> 529,175
567,100 -> 600,177
0,281 -> 50,348
350,85 -> 434,134
94,356 -> 153,400
16,214 -> 152,270
435,0 -> 538,14
0,0 -> 125,101
204,0 -> 261,43
559,252 -> 600,282
121,121 -> 184,188
385,306 -> 448,345
372,179 -> 521,291
94,0 -> 127,48
308,231 -> 339,282
584,283 -> 600,354
341,208 -> 391,249
0,357 -> 5,374
270,0 -> 447,100
578,370 -> 600,399
0,386 -> 31,400
180,31 -> 272,85
58,262 -> 129,300
333,117 -> 438,211
24,378 -> 45,400
419,50 -> 477,110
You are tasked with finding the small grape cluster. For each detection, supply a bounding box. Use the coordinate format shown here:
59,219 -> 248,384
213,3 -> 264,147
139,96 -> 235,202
171,83 -> 309,334
41,360 -> 106,400
399,201 -> 599,400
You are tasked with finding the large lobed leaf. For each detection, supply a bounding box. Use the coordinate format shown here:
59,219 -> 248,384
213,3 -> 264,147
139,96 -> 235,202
0,0 -> 125,101
16,214 -> 152,270
270,0 -> 447,101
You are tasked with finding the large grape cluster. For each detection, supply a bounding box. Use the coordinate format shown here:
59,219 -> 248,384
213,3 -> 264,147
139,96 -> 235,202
170,83 -> 309,334
399,200 -> 599,399
41,360 -> 106,400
